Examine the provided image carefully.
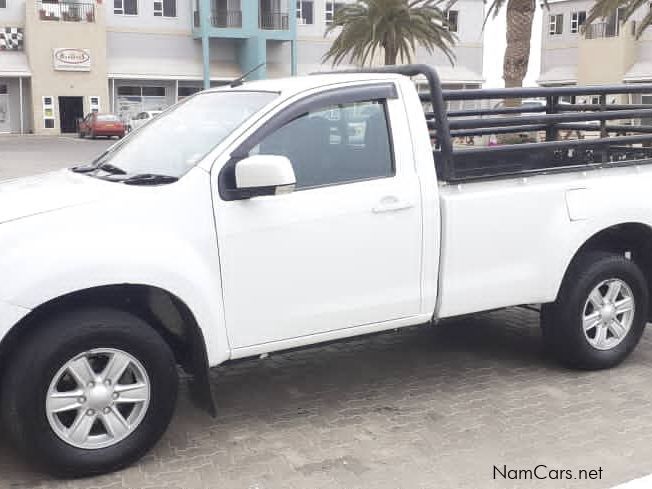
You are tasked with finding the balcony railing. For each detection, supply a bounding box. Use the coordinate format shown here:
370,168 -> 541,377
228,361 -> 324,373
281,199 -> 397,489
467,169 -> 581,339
37,1 -> 95,22
584,21 -> 634,39
259,10 -> 289,30
585,22 -> 618,39
193,9 -> 242,28
212,9 -> 242,27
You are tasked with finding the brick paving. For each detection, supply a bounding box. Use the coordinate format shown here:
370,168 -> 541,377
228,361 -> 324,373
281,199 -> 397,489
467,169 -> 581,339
2,308 -> 652,489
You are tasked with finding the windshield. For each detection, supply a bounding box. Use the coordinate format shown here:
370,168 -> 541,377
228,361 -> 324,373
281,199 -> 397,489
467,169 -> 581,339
90,91 -> 277,178
97,114 -> 120,122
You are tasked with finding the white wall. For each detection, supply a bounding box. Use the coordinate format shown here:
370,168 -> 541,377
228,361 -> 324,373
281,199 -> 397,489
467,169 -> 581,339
104,0 -> 193,33
0,0 -> 26,25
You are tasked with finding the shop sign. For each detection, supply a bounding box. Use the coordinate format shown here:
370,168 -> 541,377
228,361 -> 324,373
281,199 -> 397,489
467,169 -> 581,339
53,48 -> 91,71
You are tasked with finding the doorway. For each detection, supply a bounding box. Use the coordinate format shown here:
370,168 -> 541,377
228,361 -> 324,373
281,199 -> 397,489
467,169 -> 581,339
58,96 -> 84,133
0,84 -> 10,133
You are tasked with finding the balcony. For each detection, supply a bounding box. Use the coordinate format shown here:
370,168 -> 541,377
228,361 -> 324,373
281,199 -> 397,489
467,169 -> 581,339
194,9 -> 242,28
259,10 -> 289,30
578,20 -> 637,85
584,20 -> 635,39
37,1 -> 95,22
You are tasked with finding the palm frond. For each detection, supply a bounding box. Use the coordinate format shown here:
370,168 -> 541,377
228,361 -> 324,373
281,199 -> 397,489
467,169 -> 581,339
323,0 -> 457,67
586,0 -> 650,38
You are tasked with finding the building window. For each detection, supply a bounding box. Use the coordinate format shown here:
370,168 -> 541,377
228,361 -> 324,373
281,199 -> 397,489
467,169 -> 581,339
446,9 -> 458,32
296,0 -> 313,25
549,13 -> 563,35
114,0 -> 138,16
0,0 -> 6,9
154,0 -> 175,17
43,96 -> 55,129
116,85 -> 167,122
178,86 -> 201,99
325,1 -> 344,24
89,96 -> 101,113
571,11 -> 586,33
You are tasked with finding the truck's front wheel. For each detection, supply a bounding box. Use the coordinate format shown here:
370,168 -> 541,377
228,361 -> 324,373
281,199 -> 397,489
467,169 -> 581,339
541,251 -> 649,369
1,308 -> 178,477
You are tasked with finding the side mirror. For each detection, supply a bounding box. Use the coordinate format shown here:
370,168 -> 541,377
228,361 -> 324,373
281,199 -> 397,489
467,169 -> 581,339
234,155 -> 296,198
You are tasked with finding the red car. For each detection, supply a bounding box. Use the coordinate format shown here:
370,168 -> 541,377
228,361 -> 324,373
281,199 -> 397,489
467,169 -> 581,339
78,113 -> 125,139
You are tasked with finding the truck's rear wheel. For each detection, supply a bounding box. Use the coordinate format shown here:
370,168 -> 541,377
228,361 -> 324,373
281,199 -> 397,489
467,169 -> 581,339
1,308 -> 178,477
541,251 -> 649,369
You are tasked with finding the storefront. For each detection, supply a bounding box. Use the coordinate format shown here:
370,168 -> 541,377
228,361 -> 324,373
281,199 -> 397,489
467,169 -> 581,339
109,78 -> 223,124
0,28 -> 31,133
0,75 -> 32,134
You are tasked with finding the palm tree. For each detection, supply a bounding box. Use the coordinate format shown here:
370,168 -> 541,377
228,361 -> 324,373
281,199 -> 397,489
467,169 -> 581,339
486,0 -> 537,88
587,0 -> 650,38
323,0 -> 456,67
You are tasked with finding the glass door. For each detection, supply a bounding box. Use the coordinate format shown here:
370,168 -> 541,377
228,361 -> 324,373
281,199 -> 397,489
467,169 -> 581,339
0,84 -> 10,133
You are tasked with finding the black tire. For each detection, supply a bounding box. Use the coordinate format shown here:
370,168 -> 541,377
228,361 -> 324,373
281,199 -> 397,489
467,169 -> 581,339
541,251 -> 649,370
0,308 -> 178,477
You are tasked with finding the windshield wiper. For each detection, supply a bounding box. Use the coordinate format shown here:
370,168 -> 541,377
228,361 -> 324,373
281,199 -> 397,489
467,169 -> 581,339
71,164 -> 96,173
71,161 -> 126,175
121,173 -> 179,185
96,163 -> 127,175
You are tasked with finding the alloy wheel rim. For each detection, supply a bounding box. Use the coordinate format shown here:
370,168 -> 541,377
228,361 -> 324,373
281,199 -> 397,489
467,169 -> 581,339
582,278 -> 635,351
45,348 -> 151,450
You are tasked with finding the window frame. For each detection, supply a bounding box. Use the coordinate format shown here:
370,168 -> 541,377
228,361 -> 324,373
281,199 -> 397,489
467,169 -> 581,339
446,9 -> 459,33
154,0 -> 176,17
549,13 -> 563,35
296,0 -> 313,25
114,0 -> 138,16
570,11 -> 586,33
325,0 -> 344,25
219,83 -> 398,200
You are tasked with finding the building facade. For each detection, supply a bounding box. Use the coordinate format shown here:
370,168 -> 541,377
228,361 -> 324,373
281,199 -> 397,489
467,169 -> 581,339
0,0 -> 484,135
539,0 -> 652,94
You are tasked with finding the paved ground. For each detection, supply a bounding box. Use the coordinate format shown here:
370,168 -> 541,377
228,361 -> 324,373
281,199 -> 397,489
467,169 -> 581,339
2,137 -> 652,489
0,134 -> 113,179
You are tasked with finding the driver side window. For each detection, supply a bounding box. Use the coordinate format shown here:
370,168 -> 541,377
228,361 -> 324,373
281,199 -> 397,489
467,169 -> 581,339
250,99 -> 394,189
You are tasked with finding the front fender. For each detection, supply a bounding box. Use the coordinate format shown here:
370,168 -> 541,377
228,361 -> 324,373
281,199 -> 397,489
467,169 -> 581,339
0,170 -> 230,367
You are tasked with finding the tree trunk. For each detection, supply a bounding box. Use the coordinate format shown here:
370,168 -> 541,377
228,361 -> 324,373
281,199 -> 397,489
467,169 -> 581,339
384,44 -> 397,65
503,0 -> 536,89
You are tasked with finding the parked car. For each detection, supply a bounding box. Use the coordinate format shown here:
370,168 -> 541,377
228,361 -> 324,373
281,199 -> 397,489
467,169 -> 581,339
127,110 -> 162,132
3,66 -> 652,477
78,113 -> 125,139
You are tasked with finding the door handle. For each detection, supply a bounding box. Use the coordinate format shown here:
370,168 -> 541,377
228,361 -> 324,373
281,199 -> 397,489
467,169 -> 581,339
372,196 -> 415,213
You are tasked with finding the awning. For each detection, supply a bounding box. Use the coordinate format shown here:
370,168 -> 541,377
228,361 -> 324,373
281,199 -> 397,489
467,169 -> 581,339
0,51 -> 31,77
537,65 -> 577,85
107,58 -> 241,81
624,61 -> 652,82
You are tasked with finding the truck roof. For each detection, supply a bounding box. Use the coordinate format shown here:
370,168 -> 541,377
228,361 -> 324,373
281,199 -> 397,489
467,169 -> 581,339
210,72 -> 405,98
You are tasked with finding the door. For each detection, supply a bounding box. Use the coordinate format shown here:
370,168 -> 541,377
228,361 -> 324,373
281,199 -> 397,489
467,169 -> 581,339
0,84 -> 10,133
214,87 -> 422,349
59,96 -> 84,133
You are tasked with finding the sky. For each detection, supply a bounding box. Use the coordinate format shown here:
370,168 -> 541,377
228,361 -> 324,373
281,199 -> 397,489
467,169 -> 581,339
482,5 -> 543,87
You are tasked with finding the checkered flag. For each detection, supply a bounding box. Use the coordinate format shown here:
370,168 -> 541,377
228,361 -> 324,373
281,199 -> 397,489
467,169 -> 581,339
0,27 -> 24,50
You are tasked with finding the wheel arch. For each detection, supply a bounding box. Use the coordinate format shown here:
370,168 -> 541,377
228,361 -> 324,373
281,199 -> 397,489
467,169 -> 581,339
557,222 -> 652,311
0,284 -> 216,415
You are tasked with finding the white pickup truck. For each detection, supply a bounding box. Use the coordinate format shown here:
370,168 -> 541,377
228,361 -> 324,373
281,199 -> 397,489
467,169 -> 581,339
2,65 -> 652,477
